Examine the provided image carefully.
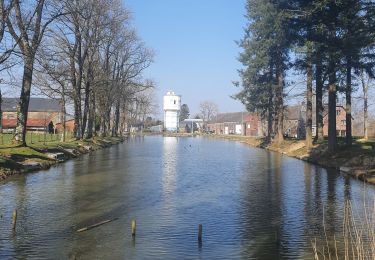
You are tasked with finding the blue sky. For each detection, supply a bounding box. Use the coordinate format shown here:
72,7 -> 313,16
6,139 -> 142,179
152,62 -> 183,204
125,0 -> 247,117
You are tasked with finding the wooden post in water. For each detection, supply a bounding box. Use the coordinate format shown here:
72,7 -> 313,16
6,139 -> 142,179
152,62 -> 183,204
198,224 -> 202,242
12,209 -> 17,231
131,219 -> 136,237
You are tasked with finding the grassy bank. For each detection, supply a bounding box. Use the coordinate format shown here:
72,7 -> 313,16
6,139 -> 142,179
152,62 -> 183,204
0,135 -> 125,181
207,134 -> 375,185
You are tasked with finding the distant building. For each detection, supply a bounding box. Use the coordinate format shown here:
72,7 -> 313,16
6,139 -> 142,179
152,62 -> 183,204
180,118 -> 203,133
163,91 -> 181,131
207,112 -> 261,136
55,118 -> 75,134
284,104 -> 306,139
1,98 -> 62,132
284,102 -> 353,138
323,105 -> 352,137
150,125 -> 163,133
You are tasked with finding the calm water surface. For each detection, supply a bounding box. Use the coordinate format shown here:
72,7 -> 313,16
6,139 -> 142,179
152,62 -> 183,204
0,136 -> 374,259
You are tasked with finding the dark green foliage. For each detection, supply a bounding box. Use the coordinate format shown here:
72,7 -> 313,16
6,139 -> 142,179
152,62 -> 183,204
179,104 -> 190,122
236,0 -> 375,149
235,0 -> 291,142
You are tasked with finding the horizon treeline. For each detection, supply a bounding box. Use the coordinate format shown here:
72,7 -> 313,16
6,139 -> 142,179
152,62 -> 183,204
235,0 -> 375,151
0,0 -> 154,145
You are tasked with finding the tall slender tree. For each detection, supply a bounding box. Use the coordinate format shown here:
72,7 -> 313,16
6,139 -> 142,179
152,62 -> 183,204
236,0 -> 291,145
6,0 -> 63,145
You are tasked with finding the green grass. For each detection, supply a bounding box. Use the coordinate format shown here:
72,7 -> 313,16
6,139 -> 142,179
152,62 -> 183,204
0,132 -> 73,147
0,132 -> 124,176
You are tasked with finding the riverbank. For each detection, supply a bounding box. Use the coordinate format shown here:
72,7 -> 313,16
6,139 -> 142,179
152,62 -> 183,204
207,134 -> 375,184
0,136 -> 125,181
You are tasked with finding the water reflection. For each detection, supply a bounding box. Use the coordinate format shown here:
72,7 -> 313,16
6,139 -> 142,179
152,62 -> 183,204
0,136 -> 374,259
162,137 -> 178,204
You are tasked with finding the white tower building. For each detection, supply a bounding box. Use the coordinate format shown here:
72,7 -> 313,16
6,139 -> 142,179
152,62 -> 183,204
163,91 -> 181,131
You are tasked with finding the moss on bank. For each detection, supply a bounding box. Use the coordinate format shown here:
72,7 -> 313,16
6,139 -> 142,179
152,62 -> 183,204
208,134 -> 375,185
0,136 -> 125,181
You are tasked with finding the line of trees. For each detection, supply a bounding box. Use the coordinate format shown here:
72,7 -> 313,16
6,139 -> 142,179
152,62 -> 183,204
235,0 -> 375,152
0,0 -> 154,145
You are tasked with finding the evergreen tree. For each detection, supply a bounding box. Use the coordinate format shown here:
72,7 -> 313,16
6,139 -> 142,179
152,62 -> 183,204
179,104 -> 190,122
236,0 -> 291,145
339,0 -> 375,146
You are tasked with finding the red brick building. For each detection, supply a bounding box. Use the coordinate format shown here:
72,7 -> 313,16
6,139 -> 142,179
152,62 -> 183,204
207,112 -> 261,136
1,98 -> 62,133
2,118 -> 54,132
55,119 -> 75,133
323,105 -> 351,137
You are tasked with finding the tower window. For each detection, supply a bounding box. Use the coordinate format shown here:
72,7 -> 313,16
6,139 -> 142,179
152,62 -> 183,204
174,100 -> 176,104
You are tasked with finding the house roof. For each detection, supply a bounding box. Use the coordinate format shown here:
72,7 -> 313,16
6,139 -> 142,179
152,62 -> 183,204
209,112 -> 256,124
2,98 -> 61,112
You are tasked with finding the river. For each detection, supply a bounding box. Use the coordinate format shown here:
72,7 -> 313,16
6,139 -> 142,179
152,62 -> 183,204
0,136 -> 374,259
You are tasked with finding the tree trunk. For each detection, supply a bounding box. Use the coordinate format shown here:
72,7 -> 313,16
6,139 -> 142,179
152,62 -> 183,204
315,52 -> 324,142
274,63 -> 284,146
14,58 -> 34,146
362,72 -> 368,140
86,90 -> 95,139
345,59 -> 352,146
73,90 -> 81,139
306,47 -> 313,149
70,52 -> 81,140
113,99 -> 120,137
81,79 -> 90,139
106,106 -> 111,136
267,66 -> 273,142
328,60 -> 337,152
60,98 -> 66,142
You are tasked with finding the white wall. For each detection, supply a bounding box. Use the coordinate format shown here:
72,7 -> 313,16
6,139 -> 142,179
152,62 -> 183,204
163,91 -> 181,131
163,92 -> 181,111
164,110 -> 179,131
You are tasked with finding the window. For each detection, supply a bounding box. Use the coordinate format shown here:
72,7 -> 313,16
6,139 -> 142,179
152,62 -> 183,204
174,100 -> 176,104
336,110 -> 341,115
341,120 -> 346,126
247,123 -> 251,129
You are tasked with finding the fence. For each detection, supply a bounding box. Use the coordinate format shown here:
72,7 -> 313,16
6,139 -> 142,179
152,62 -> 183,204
0,131 -> 74,146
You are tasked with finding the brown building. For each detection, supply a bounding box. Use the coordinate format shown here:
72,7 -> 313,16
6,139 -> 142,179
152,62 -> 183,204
55,118 -> 75,133
323,105 -> 351,137
1,98 -> 62,132
283,102 -> 352,138
284,104 -> 306,138
207,112 -> 261,136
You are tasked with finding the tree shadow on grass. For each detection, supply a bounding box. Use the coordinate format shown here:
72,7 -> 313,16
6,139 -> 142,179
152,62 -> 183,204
8,146 -> 55,163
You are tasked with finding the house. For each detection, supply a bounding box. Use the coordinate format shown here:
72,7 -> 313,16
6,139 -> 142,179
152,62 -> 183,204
284,104 -> 306,139
284,100 -> 353,139
207,112 -> 261,136
55,118 -> 75,133
1,97 -> 62,132
2,118 -> 54,133
322,105 -> 351,137
2,97 -> 61,122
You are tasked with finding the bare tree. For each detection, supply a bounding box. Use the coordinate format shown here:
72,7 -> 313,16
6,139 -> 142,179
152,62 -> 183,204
14,0 -> 153,142
0,0 -> 16,68
199,101 -> 219,126
6,0 -> 64,145
34,45 -> 70,142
